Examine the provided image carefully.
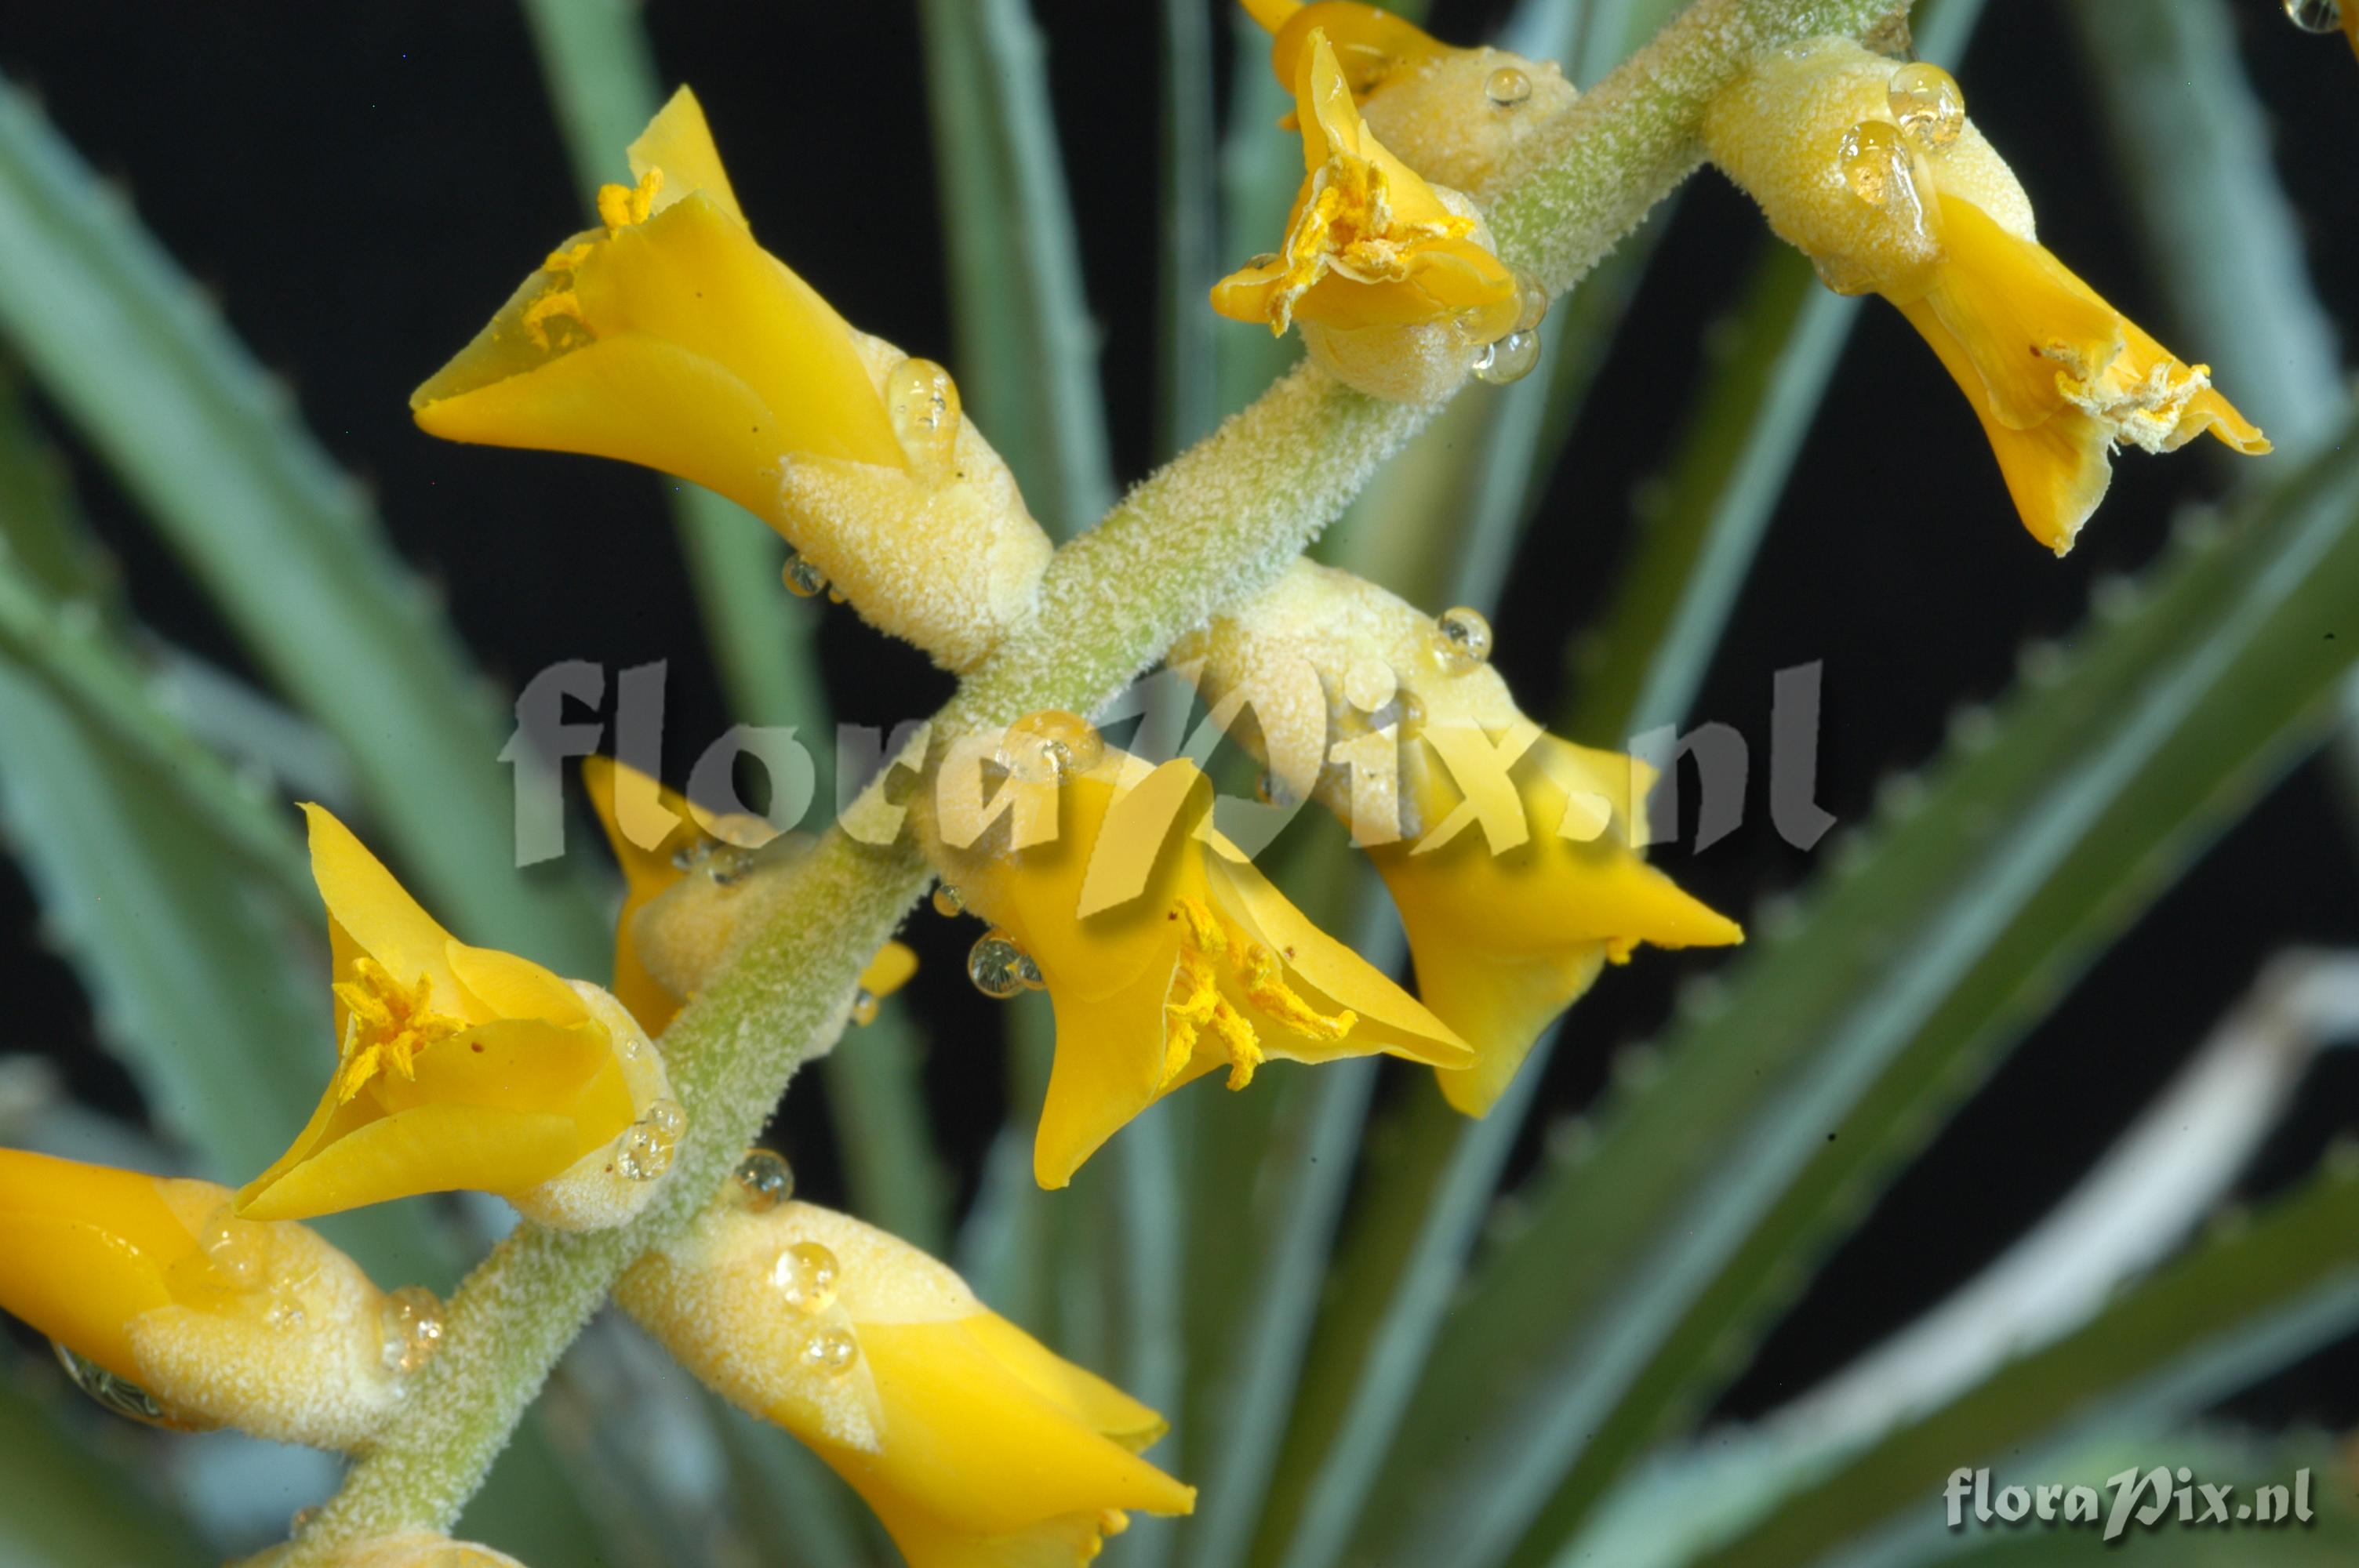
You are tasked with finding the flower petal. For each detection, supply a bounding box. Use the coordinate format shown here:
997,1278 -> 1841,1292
627,86 -> 746,226
235,1102 -> 588,1221
302,804 -> 462,1004
0,1150 -> 188,1381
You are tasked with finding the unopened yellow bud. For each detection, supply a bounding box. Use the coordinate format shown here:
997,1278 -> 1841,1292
0,1151 -> 437,1450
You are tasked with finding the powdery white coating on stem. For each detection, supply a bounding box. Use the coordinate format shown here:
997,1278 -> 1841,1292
1488,0 -> 1919,290
286,0 -> 1914,1548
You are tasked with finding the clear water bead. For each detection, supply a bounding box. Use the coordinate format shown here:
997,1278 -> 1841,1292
968,930 -> 1039,999
931,883 -> 965,918
1484,66 -> 1532,107
54,1341 -> 176,1426
886,357 -> 963,476
380,1284 -> 446,1376
1886,63 -> 1965,151
2285,0 -> 2343,31
781,551 -> 829,599
700,843 -> 756,887
618,1099 -> 687,1181
1511,269 -> 1549,335
732,1147 -> 795,1210
1837,120 -> 1914,208
801,1326 -> 860,1375
1431,607 -> 1495,673
772,1240 -> 841,1315
849,989 -> 881,1027
199,1203 -> 273,1289
1472,329 -> 1541,385
1000,710 -> 1103,784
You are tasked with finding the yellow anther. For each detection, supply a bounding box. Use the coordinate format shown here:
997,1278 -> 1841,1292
521,288 -> 589,350
542,241 -> 594,274
596,166 -> 665,231
1163,896 -> 1352,1091
329,957 -> 466,1103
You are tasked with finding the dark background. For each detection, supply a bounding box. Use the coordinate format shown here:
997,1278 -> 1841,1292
3,0 -> 2356,1430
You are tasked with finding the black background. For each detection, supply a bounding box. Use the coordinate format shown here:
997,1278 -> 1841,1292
2,0 -> 2357,1433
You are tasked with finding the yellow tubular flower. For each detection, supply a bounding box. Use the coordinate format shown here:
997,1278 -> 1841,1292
929,746 -> 1469,1186
620,1192 -> 1192,1568
236,806 -> 678,1232
1212,31 -> 1527,404
1244,2 -> 1578,203
246,1534 -> 525,1567
411,88 -> 1051,670
1171,562 -> 1741,1116
1703,38 -> 2266,555
0,1150 -> 438,1448
581,757 -> 916,1039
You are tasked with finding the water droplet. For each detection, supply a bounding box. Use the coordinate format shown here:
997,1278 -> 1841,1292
618,1098 -> 687,1181
732,1148 -> 795,1210
849,989 -> 880,1027
53,1341 -> 180,1426
380,1284 -> 445,1377
2285,0 -> 2343,31
1430,607 -> 1494,673
968,930 -> 1038,1000
801,1326 -> 860,1375
1837,120 -> 1914,208
887,358 -> 963,477
781,551 -> 829,599
772,1241 -> 842,1314
1472,329 -> 1541,385
1511,269 -> 1549,335
1485,66 -> 1532,107
707,845 -> 758,887
931,884 -> 965,918
199,1204 -> 273,1290
825,586 -> 847,605
1886,63 -> 1965,151
999,710 -> 1103,784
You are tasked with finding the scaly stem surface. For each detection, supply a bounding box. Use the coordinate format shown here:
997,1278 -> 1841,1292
292,0 -> 1904,1552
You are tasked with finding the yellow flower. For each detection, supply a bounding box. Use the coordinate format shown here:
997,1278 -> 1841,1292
581,757 -> 918,1040
1212,30 -> 1528,403
1240,2 -> 1576,202
0,1149 -> 437,1448
928,746 -> 1470,1186
236,805 -> 678,1232
411,88 -> 1051,670
1172,562 -> 1741,1116
246,1534 -> 525,1567
618,1191 -> 1193,1568
1703,39 -> 2266,555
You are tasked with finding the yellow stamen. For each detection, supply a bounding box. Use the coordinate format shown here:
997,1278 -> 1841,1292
542,241 -> 595,274
329,957 -> 467,1103
1162,896 -> 1354,1090
596,166 -> 665,231
520,288 -> 589,350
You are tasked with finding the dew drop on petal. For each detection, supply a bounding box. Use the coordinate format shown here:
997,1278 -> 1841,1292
1473,329 -> 1541,385
1431,607 -> 1495,673
1837,120 -> 1913,208
618,1099 -> 687,1181
2284,0 -> 2343,31
771,1240 -> 841,1315
199,1204 -> 273,1290
968,930 -> 1035,1000
703,845 -> 755,887
782,551 -> 829,599
931,883 -> 965,918
380,1284 -> 446,1377
1511,268 -> 1550,335
887,357 -> 963,477
801,1326 -> 860,1375
1886,63 -> 1965,151
849,989 -> 880,1027
732,1147 -> 795,1211
1485,66 -> 1532,107
53,1341 -> 179,1426
999,710 -> 1103,784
